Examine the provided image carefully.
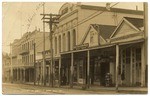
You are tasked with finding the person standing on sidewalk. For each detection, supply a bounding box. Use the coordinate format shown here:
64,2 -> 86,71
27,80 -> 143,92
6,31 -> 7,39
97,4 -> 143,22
121,70 -> 125,86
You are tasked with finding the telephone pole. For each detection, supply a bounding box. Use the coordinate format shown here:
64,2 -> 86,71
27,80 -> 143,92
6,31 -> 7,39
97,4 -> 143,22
10,43 -> 13,83
42,2 -> 46,86
40,13 -> 60,87
33,43 -> 36,85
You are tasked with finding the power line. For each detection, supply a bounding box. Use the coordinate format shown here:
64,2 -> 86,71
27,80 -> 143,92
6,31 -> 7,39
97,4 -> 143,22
26,2 -> 44,32
3,3 -> 24,45
76,2 -> 119,27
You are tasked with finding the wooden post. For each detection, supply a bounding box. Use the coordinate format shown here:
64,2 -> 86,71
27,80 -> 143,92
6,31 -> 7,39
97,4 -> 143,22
58,57 -> 61,87
141,43 -> 145,86
130,48 -> 133,86
70,53 -> 74,88
17,68 -> 19,81
115,44 -> 119,91
23,68 -> 25,83
87,50 -> 90,88
42,2 -> 46,86
33,43 -> 36,85
10,43 -> 13,83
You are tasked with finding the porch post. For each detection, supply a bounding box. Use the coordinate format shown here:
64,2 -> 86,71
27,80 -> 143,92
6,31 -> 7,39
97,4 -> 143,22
115,44 -> 119,91
58,57 -> 61,87
24,68 -> 26,83
87,50 -> 90,88
141,43 -> 146,86
130,48 -> 133,86
17,68 -> 19,81
20,68 -> 22,82
70,53 -> 74,88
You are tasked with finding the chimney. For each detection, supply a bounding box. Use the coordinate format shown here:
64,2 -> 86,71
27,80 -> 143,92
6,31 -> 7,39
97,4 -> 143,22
106,3 -> 111,11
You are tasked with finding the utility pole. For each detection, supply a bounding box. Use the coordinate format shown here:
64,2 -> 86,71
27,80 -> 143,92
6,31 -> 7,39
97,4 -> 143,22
10,43 -> 13,83
33,43 -> 36,85
49,14 -> 53,87
143,2 -> 148,87
40,13 -> 60,87
42,2 -> 46,86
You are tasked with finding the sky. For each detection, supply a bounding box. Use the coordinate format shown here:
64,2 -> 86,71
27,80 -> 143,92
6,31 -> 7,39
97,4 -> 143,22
2,2 -> 144,53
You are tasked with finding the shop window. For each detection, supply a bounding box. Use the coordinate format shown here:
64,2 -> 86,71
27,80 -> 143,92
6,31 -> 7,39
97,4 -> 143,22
73,29 -> 76,47
55,37 -> 57,54
79,63 -> 83,78
63,33 -> 66,51
68,32 -> 70,51
58,35 -> 61,52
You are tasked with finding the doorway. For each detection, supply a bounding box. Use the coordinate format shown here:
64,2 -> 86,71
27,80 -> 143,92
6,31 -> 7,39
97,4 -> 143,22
100,62 -> 110,86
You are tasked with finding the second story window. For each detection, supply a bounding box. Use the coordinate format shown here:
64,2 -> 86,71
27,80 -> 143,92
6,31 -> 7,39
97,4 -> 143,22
58,35 -> 61,52
55,37 -> 57,54
68,31 -> 70,51
63,33 -> 66,51
73,29 -> 76,48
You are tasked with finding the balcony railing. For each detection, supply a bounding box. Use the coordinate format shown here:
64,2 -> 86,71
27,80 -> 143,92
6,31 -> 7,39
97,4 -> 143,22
19,49 -> 29,55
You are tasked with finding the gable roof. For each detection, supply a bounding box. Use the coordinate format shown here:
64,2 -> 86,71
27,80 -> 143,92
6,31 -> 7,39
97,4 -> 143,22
124,17 -> 143,29
81,24 -> 116,44
91,24 -> 116,40
110,17 -> 144,38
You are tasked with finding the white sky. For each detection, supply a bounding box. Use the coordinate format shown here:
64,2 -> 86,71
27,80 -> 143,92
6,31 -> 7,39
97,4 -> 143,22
2,2 -> 144,53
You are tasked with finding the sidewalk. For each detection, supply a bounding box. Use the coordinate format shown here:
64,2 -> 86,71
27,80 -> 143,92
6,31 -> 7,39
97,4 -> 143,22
18,82 -> 148,94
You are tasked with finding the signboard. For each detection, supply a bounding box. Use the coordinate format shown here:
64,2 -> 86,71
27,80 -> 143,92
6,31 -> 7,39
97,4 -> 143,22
78,79 -> 84,84
73,43 -> 89,50
111,32 -> 143,43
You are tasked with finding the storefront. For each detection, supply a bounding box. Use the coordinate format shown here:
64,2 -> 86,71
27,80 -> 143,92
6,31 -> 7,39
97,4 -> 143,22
90,46 -> 116,86
110,17 -> 146,86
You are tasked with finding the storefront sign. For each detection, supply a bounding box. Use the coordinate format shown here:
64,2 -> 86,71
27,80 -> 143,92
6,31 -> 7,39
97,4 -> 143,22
78,79 -> 84,84
73,43 -> 89,50
111,32 -> 143,42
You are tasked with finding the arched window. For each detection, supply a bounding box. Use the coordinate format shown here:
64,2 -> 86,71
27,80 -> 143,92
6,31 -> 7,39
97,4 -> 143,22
73,29 -> 76,48
63,33 -> 66,51
68,31 -> 70,51
58,35 -> 61,52
55,37 -> 57,54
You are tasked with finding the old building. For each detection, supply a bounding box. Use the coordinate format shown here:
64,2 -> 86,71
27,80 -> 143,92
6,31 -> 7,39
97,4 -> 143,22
51,3 -> 145,88
7,3 -> 147,88
9,29 -> 49,84
2,52 -> 11,82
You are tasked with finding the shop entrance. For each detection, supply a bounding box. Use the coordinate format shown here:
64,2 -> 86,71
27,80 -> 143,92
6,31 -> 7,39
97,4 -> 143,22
100,62 -> 109,86
61,54 -> 71,85
90,46 -> 115,86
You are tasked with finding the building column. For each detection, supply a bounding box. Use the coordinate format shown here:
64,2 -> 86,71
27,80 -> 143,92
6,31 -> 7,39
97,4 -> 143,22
17,68 -> 19,81
58,57 -> 61,87
57,35 -> 59,55
61,34 -> 63,52
12,69 -> 14,81
29,69 -> 30,82
87,50 -> 90,88
115,44 -> 119,91
70,31 -> 73,50
130,48 -> 133,86
141,43 -> 146,86
23,68 -> 26,83
20,69 -> 22,82
70,53 -> 74,88
66,33 -> 68,51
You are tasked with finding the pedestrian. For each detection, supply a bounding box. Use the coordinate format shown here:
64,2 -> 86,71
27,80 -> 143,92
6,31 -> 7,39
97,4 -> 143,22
121,70 -> 125,85
37,74 -> 40,85
62,74 -> 67,85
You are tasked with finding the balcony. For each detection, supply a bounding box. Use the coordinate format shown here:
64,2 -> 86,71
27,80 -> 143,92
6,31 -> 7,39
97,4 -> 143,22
20,49 -> 29,55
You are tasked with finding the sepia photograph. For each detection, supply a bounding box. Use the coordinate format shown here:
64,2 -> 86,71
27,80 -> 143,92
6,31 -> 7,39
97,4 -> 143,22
2,1 -> 148,95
